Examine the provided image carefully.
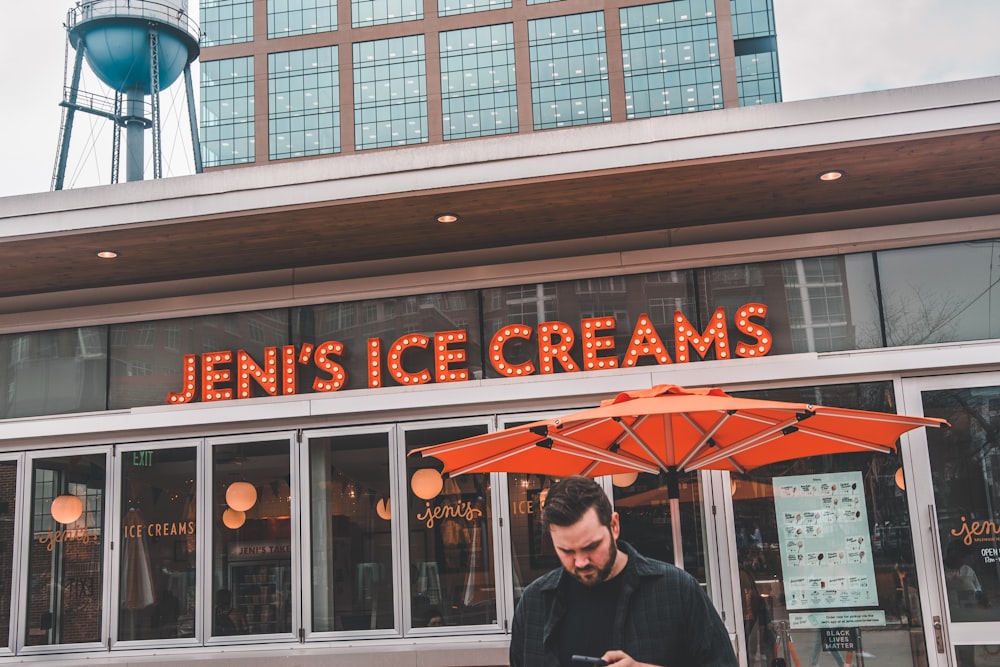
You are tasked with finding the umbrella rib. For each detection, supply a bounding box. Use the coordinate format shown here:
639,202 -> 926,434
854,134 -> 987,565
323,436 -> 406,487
414,428 -> 531,457
677,411 -> 745,473
793,424 -> 895,453
548,433 -> 660,473
613,419 -> 671,473
684,415 -> 802,469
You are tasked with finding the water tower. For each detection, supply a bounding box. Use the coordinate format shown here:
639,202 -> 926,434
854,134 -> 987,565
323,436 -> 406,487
53,0 -> 202,189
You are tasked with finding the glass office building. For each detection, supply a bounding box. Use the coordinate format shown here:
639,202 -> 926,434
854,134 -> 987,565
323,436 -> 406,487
200,0 -> 781,167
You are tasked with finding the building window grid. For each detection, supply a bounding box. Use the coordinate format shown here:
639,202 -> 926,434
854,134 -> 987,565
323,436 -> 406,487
439,0 -> 511,17
352,0 -> 422,28
269,46 -> 341,160
783,258 -> 849,352
528,11 -> 611,130
353,35 -> 429,150
201,0 -> 254,46
730,0 -> 781,106
440,24 -> 518,140
201,57 -> 256,166
268,0 -> 337,38
620,0 -> 721,119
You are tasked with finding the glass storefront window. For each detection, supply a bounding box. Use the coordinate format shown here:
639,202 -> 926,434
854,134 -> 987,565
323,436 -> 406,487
25,451 -> 107,647
404,424 -> 497,629
920,385 -> 1000,625
878,239 -> 1000,347
117,445 -> 198,641
211,437 -> 294,638
729,383 -> 923,667
507,472 -> 561,610
0,460 -> 17,649
308,430 -> 395,632
0,327 -> 107,419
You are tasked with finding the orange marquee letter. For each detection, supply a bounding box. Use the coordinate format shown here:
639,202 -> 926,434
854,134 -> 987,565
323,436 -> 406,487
313,341 -> 347,392
167,354 -> 199,404
367,338 -> 383,388
489,325 -> 535,377
202,351 -> 234,401
581,317 -> 618,370
674,307 -> 730,362
388,334 -> 432,385
621,313 -> 672,367
538,321 -> 578,374
434,330 -> 469,383
734,303 -> 773,358
237,348 -> 280,398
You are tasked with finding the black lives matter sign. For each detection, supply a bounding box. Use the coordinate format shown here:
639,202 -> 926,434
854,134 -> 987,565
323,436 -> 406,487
821,628 -> 859,652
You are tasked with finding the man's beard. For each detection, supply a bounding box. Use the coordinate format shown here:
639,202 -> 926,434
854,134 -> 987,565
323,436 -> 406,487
571,539 -> 618,586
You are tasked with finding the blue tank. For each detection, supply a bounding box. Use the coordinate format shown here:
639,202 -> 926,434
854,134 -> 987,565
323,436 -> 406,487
68,1 -> 199,94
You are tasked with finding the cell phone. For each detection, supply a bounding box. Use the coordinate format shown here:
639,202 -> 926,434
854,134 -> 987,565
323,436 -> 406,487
571,656 -> 608,666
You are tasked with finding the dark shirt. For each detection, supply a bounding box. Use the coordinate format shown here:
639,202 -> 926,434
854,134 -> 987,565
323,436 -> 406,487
556,560 -> 626,665
510,541 -> 738,667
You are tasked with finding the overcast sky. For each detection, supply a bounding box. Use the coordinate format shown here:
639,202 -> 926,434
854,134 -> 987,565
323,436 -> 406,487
1,0 -> 999,199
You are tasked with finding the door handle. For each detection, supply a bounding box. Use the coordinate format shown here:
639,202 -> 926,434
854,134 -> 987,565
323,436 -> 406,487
932,616 -> 945,654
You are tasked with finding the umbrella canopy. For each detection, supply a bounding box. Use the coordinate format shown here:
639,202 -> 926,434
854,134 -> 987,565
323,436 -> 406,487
413,384 -> 948,478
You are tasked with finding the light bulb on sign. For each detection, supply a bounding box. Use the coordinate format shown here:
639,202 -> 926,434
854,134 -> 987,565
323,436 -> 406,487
410,468 -> 443,500
222,508 -> 246,529
51,494 -> 84,524
226,481 -> 258,511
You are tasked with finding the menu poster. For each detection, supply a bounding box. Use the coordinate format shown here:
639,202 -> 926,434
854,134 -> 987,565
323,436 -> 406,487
773,471 -> 877,610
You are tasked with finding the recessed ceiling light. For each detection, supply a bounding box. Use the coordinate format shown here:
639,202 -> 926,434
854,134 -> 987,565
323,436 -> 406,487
818,170 -> 845,182
436,213 -> 460,224
96,250 -> 119,259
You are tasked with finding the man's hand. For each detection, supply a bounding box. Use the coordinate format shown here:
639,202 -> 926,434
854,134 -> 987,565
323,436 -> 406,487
601,650 -> 662,667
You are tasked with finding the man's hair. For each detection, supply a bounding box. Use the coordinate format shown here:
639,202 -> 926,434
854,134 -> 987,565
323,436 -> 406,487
541,475 -> 613,530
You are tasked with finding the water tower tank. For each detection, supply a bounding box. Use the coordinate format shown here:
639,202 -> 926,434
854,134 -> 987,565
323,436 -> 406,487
68,0 -> 199,94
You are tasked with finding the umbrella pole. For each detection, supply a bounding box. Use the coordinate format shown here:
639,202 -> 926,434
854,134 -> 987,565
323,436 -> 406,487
669,497 -> 684,570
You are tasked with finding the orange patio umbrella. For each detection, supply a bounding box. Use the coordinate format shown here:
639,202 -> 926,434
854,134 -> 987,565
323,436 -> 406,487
414,384 -> 947,479
413,384 -> 947,568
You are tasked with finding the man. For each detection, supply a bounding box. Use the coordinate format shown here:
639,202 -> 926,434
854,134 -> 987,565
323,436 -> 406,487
510,476 -> 738,667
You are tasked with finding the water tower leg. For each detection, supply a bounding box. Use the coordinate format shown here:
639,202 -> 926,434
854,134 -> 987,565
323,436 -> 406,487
149,29 -> 162,179
125,87 -> 146,182
184,64 -> 203,174
52,43 -> 86,191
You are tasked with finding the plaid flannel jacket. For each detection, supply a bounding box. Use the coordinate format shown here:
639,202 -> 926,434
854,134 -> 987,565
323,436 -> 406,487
509,541 -> 738,667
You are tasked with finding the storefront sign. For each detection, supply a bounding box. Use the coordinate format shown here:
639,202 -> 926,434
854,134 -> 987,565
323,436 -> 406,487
789,611 -> 886,629
821,628 -> 859,651
37,527 -> 100,552
230,541 -> 292,559
415,498 -> 484,528
166,305 -> 772,404
950,515 -> 1000,547
122,520 -> 195,539
773,472 -> 877,610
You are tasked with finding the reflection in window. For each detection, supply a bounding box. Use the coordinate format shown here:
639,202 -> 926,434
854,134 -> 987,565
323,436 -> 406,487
506,473 -> 560,610
309,431 -> 395,632
0,327 -> 107,420
729,383 -> 921,667
405,425 -> 496,629
212,439 -> 293,637
0,461 -> 17,648
26,453 -> 107,646
877,240 -> 1000,347
118,447 -> 198,641
921,385 -> 1000,625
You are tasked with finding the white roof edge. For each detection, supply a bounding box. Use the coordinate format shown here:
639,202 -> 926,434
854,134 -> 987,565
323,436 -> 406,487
2,75 -> 999,237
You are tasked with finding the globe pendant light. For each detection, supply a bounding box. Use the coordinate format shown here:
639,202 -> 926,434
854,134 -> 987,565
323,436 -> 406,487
51,494 -> 84,525
611,472 -> 639,488
410,468 -> 443,500
222,508 -> 246,529
226,481 -> 258,511
376,497 -> 392,520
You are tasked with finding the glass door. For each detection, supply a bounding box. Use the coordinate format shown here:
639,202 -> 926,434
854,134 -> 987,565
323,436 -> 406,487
901,374 -> 1000,667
